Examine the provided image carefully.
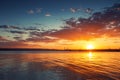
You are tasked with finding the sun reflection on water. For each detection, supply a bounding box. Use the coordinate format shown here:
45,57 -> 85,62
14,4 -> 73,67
88,52 -> 93,59
1,52 -> 120,80
87,52 -> 94,61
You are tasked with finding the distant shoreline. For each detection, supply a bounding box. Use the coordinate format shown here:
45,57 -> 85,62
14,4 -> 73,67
0,48 -> 120,52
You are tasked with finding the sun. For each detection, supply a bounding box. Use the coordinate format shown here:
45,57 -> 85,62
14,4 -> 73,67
86,44 -> 94,50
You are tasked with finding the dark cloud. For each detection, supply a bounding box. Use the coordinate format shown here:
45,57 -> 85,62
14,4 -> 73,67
13,37 -> 22,40
0,25 -> 40,34
0,25 -> 9,28
0,25 -> 21,29
27,30 -> 59,43
29,31 -> 41,37
10,26 -> 21,29
26,37 -> 58,43
24,27 -> 40,31
10,30 -> 26,34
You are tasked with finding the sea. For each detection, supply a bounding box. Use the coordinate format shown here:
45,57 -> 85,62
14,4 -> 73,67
0,51 -> 120,80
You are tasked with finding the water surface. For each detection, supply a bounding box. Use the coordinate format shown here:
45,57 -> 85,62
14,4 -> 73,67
0,51 -> 120,80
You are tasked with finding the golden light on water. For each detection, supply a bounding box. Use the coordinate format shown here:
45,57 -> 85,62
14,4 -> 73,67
88,52 -> 93,59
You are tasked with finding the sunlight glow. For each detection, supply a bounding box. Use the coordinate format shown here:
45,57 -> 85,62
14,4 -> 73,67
86,44 -> 94,50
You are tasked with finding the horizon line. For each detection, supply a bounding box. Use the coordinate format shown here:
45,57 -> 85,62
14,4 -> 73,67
1,48 -> 120,52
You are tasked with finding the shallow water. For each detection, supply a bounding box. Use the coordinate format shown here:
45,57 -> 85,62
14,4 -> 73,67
0,51 -> 120,80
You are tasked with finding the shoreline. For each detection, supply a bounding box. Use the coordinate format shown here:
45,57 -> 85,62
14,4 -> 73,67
0,48 -> 120,52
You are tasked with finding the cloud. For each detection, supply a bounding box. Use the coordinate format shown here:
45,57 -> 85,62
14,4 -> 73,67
36,8 -> 42,13
23,3 -> 120,42
0,25 -> 9,28
9,30 -> 26,34
27,30 -> 59,43
0,25 -> 40,32
0,25 -> 21,29
70,8 -> 78,13
13,37 -> 22,41
85,8 -> 93,14
69,7 -> 94,14
37,3 -> 120,41
45,13 -> 51,16
27,8 -> 42,14
70,7 -> 83,13
29,31 -> 41,37
0,36 -> 8,41
27,9 -> 34,14
24,27 -> 40,31
26,37 -> 58,43
0,41 -> 35,48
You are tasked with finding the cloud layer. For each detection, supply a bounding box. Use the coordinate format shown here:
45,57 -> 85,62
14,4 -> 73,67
39,3 -> 120,40
1,3 -> 120,48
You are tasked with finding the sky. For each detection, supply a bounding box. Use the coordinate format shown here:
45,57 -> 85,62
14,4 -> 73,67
0,0 -> 120,49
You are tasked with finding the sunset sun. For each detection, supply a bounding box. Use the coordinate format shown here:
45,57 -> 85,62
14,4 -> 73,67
86,44 -> 94,50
